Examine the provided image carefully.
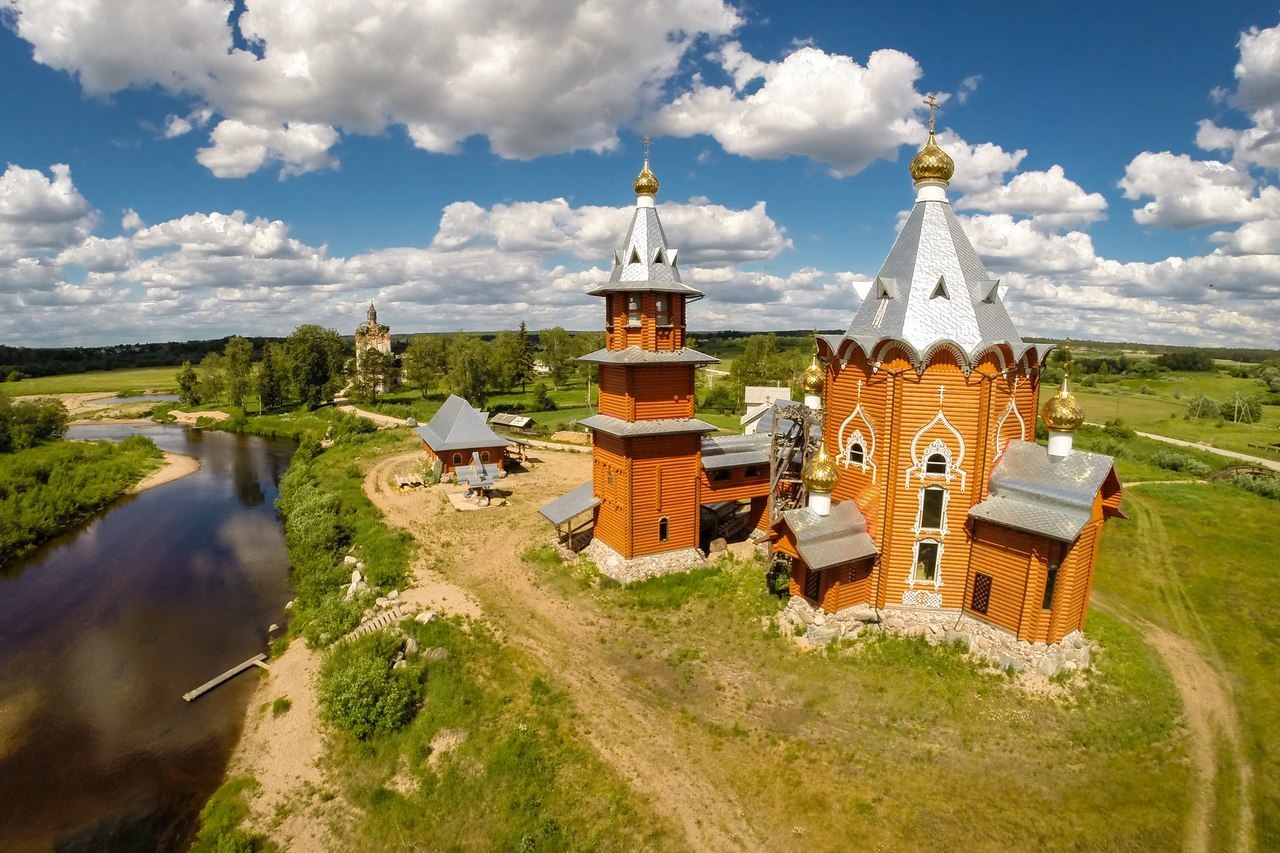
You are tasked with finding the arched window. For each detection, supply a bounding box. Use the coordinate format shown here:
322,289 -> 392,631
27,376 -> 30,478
658,516 -> 669,542
627,294 -> 641,326
925,453 -> 947,475
452,453 -> 463,465
847,442 -> 865,466
480,451 -> 490,463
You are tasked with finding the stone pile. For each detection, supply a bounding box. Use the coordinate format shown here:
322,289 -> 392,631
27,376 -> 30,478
583,538 -> 705,585
782,596 -> 1093,678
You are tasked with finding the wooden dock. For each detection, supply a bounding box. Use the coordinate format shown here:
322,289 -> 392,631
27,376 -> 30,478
183,653 -> 268,702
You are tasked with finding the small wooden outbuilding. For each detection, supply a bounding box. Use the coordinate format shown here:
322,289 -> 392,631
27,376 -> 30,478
416,395 -> 508,474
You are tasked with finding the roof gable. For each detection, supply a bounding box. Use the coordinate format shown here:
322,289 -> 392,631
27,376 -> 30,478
416,394 -> 507,451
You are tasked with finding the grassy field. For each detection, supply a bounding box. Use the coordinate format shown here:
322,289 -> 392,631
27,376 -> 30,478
3,366 -> 180,396
1095,482 -> 1280,849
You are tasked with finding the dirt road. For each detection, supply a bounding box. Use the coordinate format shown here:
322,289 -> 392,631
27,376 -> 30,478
363,449 -> 756,850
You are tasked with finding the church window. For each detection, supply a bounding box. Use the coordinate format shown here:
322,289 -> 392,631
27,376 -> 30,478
925,453 -> 947,475
480,451 -> 490,463
658,516 -> 669,542
656,295 -> 670,326
913,541 -> 940,585
452,453 -> 463,465
803,566 -> 820,601
971,573 -> 992,615
917,487 -> 946,531
627,295 -> 641,326
1042,562 -> 1060,610
848,442 -> 865,466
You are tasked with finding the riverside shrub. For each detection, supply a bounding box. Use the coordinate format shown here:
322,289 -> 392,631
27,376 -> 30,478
318,633 -> 422,740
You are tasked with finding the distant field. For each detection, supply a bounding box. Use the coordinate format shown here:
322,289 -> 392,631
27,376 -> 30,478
4,367 -> 180,396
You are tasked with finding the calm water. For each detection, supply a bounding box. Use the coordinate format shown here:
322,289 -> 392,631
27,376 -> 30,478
0,424 -> 295,852
99,394 -> 181,406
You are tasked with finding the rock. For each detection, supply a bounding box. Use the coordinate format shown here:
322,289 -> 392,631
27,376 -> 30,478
363,608 -> 375,620
284,600 -> 295,611
426,647 -> 449,661
393,659 -> 407,669
905,624 -> 927,638
388,589 -> 400,601
807,626 -> 838,644
885,617 -> 906,631
708,537 -> 728,554
490,497 -> 505,507
812,611 -> 827,627
404,636 -> 419,655
847,605 -> 879,623
356,561 -> 365,571
1078,645 -> 1092,667
344,555 -> 359,566
977,637 -> 991,651
375,596 -> 390,608
343,585 -> 357,602
415,610 -> 437,624
351,569 -> 363,585
1038,654 -> 1063,678
268,623 -> 280,634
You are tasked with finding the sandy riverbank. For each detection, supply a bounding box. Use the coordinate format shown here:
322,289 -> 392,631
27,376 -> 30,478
130,452 -> 201,494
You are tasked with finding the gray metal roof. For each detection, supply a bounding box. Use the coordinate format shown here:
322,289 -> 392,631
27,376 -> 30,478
778,501 -> 879,571
968,440 -> 1117,542
842,194 -> 1024,361
587,202 -> 704,299
579,414 -> 717,438
490,413 -> 534,428
539,481 -> 600,526
578,346 -> 718,366
701,433 -> 770,471
416,395 -> 508,452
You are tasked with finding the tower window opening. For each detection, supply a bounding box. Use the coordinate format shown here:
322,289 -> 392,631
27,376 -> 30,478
1042,563 -> 1060,610
627,295 -> 641,326
658,516 -> 669,542
918,487 -> 945,531
925,453 -> 947,475
656,295 -> 669,326
848,442 -> 865,465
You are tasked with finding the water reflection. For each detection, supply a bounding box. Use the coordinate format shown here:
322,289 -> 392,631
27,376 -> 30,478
0,424 -> 295,852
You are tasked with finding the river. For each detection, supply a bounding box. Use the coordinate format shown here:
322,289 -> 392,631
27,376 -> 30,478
0,424 -> 295,852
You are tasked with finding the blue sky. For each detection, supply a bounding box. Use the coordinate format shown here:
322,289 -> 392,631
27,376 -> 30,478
2,0 -> 1279,347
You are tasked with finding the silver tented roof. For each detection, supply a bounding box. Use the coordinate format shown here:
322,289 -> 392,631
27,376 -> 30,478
416,394 -> 507,452
578,346 -> 719,366
587,198 -> 703,299
778,501 -> 879,572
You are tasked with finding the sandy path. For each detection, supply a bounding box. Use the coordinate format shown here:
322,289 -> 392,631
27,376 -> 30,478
1093,494 -> 1253,853
129,452 -> 200,493
336,404 -> 405,430
363,449 -> 754,851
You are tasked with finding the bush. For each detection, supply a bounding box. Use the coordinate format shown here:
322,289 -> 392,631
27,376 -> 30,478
1221,394 -> 1262,424
1150,450 -> 1210,477
1187,395 -> 1221,420
1103,419 -> 1135,440
319,634 -> 422,740
531,382 -> 556,412
1227,474 -> 1280,501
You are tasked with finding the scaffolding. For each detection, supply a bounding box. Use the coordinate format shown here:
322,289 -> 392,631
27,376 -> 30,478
768,401 -> 823,525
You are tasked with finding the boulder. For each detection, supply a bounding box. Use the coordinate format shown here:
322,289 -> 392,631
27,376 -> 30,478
806,626 -> 838,645
426,647 -> 450,661
415,610 -> 437,624
388,589 -> 400,601
403,636 -> 419,655
375,596 -> 390,608
344,555 -> 359,566
846,604 -> 879,623
708,537 -> 728,554
1038,654 -> 1064,678
351,569 -> 363,586
284,600 -> 295,611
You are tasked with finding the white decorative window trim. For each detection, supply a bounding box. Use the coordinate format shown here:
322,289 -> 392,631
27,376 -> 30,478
906,538 -> 945,591
904,387 -> 966,491
901,589 -> 943,608
994,378 -> 1026,445
836,379 -> 878,482
910,486 -> 950,535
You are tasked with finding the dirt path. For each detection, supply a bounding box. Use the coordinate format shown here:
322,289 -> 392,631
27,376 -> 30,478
336,403 -> 405,430
1132,430 -> 1280,474
1093,494 -> 1253,853
363,449 -> 754,850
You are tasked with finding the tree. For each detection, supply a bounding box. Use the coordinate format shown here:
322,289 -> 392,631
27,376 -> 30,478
257,342 -> 287,411
446,336 -> 493,406
1186,394 -> 1221,420
514,321 -> 536,392
223,336 -> 253,410
176,361 -> 201,406
353,347 -> 394,403
490,329 -> 525,391
1156,350 -> 1214,371
199,352 -> 225,404
0,395 -> 68,452
531,382 -> 556,411
286,324 -> 349,409
403,334 -> 450,395
540,326 -> 575,389
1222,393 -> 1262,424
730,334 -> 788,386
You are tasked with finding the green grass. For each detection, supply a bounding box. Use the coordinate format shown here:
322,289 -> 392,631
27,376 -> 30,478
325,617 -> 670,851
4,366 -> 180,396
190,776 -> 273,853
1095,482 -> 1280,848
521,552 -> 1189,849
0,435 -> 164,566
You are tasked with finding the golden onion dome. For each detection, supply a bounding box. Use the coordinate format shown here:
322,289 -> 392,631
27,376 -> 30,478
633,160 -> 660,197
802,442 -> 839,494
909,131 -> 954,184
801,353 -> 825,396
1040,374 -> 1085,433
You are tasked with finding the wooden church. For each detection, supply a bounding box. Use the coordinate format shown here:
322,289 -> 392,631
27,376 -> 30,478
772,105 -> 1123,645
542,114 -> 1121,650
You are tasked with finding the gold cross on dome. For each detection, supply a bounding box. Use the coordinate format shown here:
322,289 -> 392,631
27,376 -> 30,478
642,135 -> 653,162
923,93 -> 939,133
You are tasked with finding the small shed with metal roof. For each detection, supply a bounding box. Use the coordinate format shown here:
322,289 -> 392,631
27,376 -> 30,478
416,395 -> 508,474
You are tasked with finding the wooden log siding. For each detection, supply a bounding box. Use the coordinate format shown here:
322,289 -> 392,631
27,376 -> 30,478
597,365 -> 632,420
628,434 -> 701,556
592,432 -> 632,557
965,523 -> 1041,636
605,294 -> 687,351
700,467 -> 771,502
632,366 -> 696,419
421,441 -> 505,474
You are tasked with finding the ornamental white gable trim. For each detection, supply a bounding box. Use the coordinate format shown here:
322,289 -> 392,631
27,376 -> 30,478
994,380 -> 1027,447
836,379 -> 878,482
905,387 -> 967,492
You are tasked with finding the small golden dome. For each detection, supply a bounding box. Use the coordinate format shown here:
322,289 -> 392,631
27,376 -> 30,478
909,132 -> 954,184
1040,374 -> 1085,433
801,353 -> 825,396
802,442 -> 839,494
633,160 -> 660,197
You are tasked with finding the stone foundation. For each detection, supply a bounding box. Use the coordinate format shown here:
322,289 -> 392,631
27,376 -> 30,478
782,596 -> 1093,678
583,538 -> 705,585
